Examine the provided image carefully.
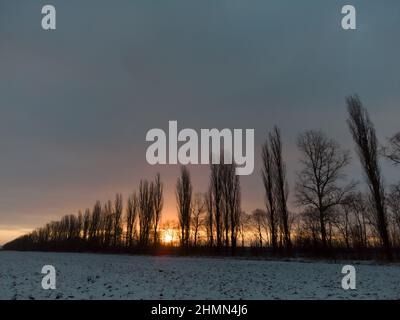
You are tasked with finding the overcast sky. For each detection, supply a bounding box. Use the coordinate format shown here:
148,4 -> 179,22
0,0 -> 399,244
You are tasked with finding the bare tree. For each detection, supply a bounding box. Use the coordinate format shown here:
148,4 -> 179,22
261,138 -> 277,250
176,166 -> 192,247
153,173 -> 163,246
89,201 -> 102,244
299,208 -> 321,248
231,178 -> 241,254
82,208 -> 91,241
192,193 -> 205,247
349,193 -> 369,248
205,186 -> 214,247
347,95 -> 392,259
331,193 -> 369,249
220,163 -> 241,255
336,192 -> 370,249
251,209 -> 266,247
103,200 -> 113,247
210,163 -> 223,250
333,200 -> 352,248
270,126 -> 292,251
238,211 -> 251,248
138,180 -> 154,247
296,130 -> 353,249
222,173 -> 230,250
385,132 -> 400,165
126,193 -> 138,247
66,214 -> 81,241
113,193 -> 123,247
77,211 -> 83,239
388,184 -> 400,245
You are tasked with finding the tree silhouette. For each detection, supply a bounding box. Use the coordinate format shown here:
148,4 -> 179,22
270,126 -> 292,251
153,173 -> 163,246
388,184 -> 400,246
204,186 -> 214,247
192,193 -> 205,247
103,200 -> 113,247
261,135 -> 277,251
89,201 -> 102,245
347,95 -> 392,259
296,130 -> 354,250
385,132 -> 400,165
3,95 -> 399,260
251,209 -> 267,248
221,162 -> 241,254
113,194 -> 123,247
138,180 -> 154,248
82,208 -> 91,241
176,166 -> 192,247
210,163 -> 223,250
126,193 -> 138,247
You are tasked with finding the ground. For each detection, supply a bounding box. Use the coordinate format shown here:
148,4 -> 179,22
0,251 -> 399,299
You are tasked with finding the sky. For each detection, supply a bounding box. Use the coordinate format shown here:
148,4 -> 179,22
0,0 -> 399,244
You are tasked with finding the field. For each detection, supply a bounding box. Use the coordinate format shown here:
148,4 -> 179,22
0,251 -> 399,300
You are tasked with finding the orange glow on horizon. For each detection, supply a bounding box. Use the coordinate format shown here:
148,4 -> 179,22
0,228 -> 32,246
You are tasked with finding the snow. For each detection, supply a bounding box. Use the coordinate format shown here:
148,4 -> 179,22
0,251 -> 399,299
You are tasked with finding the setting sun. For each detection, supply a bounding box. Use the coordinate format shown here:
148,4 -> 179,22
163,231 -> 174,244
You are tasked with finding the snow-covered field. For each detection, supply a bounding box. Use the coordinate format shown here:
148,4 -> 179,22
0,251 -> 399,300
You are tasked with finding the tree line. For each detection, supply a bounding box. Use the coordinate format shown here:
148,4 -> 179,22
4,95 -> 400,259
